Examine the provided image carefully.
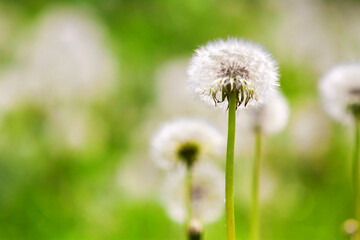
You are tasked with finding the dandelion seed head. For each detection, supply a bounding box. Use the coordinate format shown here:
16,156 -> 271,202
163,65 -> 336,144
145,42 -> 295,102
187,38 -> 279,109
161,162 -> 225,224
151,119 -> 224,169
319,63 -> 360,124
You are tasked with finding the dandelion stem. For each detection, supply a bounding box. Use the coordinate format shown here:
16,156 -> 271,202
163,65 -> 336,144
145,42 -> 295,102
353,120 -> 360,240
185,165 -> 194,240
250,129 -> 262,240
226,92 -> 237,240
186,166 -> 193,223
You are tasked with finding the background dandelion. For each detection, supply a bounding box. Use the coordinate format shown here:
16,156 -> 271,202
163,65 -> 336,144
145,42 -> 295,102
319,63 -> 360,238
151,119 -> 224,169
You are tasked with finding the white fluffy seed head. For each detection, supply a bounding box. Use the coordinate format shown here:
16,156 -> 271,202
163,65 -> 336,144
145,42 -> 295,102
319,63 -> 360,124
238,91 -> 290,134
161,162 -> 225,224
151,119 -> 224,169
187,38 -> 279,109
17,7 -> 117,105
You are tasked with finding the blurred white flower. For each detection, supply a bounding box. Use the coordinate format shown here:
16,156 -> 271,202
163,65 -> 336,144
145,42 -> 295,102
274,0 -> 360,74
290,104 -> 330,158
238,91 -> 289,134
161,162 -> 225,224
187,38 -> 279,109
319,63 -> 360,124
273,0 -> 336,73
151,119 -> 224,169
14,7 -> 117,105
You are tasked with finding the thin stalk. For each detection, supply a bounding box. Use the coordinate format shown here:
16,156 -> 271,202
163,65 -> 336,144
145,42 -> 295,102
250,130 -> 262,240
226,92 -> 237,240
353,120 -> 360,240
185,165 -> 194,240
186,166 -> 193,224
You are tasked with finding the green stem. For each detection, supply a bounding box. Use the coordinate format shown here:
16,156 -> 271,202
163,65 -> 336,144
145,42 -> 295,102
226,92 -> 237,240
186,167 -> 193,223
353,121 -> 360,240
250,130 -> 262,240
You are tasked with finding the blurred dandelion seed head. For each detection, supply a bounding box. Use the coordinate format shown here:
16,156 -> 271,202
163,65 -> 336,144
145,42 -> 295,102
319,63 -> 360,124
187,38 -> 279,109
238,91 -> 289,134
161,162 -> 225,224
151,119 -> 224,169
12,7 -> 117,106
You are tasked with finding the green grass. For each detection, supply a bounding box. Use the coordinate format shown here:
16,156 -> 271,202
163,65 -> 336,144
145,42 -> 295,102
0,1 -> 356,239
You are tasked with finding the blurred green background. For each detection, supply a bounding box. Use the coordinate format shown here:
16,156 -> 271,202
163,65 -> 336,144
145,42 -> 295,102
0,0 -> 360,239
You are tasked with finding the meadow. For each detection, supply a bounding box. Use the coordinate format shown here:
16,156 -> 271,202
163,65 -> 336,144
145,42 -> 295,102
0,0 -> 360,239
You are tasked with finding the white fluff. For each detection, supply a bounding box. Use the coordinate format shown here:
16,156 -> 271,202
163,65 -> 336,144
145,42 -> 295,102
161,162 -> 225,224
11,7 -> 117,106
187,38 -> 279,109
319,63 -> 360,124
238,91 -> 290,134
151,119 -> 224,169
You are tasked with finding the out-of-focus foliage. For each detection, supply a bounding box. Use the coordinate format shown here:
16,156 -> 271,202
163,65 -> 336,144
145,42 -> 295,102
0,0 -> 359,239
